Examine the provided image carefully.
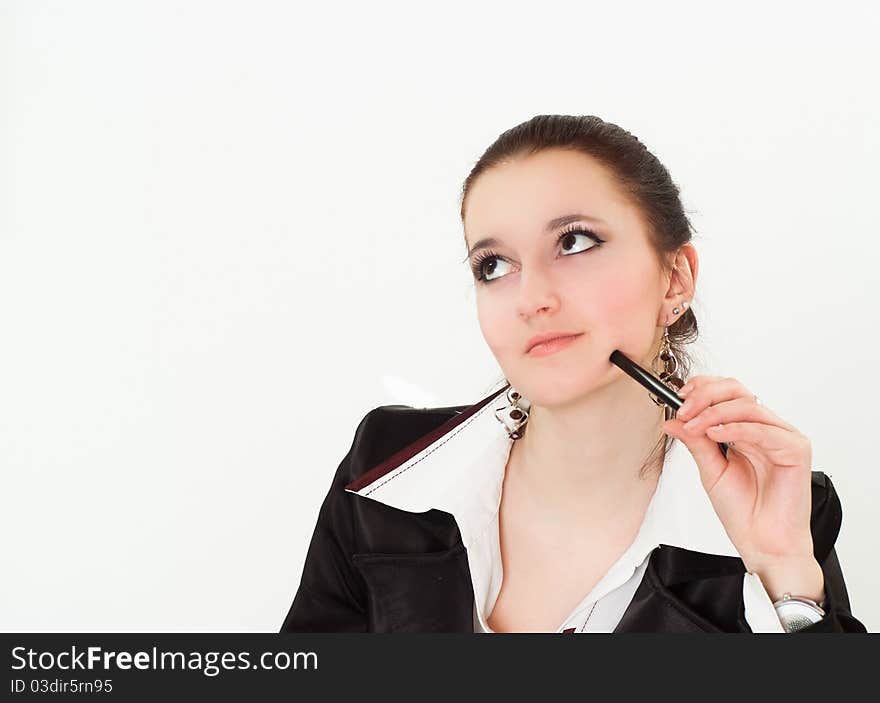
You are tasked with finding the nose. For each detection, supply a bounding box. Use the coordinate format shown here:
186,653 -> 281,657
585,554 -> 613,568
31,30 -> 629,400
516,268 -> 559,320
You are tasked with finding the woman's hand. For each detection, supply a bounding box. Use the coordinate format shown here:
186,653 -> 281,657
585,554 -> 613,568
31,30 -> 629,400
661,375 -> 825,604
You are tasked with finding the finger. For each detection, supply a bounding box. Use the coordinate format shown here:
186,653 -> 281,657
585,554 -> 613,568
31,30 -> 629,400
704,422 -> 811,467
676,376 -> 752,418
677,374 -> 722,397
679,396 -> 795,435
676,376 -> 744,413
662,417 -> 729,490
676,377 -> 793,429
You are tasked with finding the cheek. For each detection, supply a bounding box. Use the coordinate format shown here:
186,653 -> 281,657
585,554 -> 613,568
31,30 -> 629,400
475,295 -> 512,358
556,263 -> 640,324
580,263 -> 660,358
591,272 -> 652,319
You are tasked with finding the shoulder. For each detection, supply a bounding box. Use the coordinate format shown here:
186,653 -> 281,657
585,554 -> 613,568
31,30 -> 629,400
325,404 -> 471,552
809,470 -> 844,562
336,403 -> 468,486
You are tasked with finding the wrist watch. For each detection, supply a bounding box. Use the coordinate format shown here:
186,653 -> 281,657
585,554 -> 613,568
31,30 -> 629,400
772,593 -> 826,632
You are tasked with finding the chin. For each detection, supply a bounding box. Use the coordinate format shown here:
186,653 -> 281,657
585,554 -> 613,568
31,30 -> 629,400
505,366 -> 600,409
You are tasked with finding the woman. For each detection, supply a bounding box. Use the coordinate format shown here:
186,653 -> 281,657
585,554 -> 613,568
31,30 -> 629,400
280,115 -> 865,633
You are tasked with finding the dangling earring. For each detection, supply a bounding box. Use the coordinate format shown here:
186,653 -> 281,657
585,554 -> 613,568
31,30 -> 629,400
494,386 -> 529,440
649,325 -> 686,419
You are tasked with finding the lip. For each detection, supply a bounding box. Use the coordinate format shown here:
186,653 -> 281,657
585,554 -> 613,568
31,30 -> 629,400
525,332 -> 584,356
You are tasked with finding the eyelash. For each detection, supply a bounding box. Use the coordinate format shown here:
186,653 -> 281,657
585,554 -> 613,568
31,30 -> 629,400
470,225 -> 605,283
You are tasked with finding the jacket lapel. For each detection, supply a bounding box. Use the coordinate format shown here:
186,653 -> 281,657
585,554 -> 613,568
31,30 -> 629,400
613,546 -> 750,632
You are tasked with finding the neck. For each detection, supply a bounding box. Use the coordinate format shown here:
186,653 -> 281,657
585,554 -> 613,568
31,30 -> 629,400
507,375 -> 667,525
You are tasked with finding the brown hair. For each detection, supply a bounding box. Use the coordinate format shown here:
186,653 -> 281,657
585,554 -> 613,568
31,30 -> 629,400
459,114 -> 699,478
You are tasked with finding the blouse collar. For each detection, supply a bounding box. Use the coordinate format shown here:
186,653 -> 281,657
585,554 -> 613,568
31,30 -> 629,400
344,384 -> 742,560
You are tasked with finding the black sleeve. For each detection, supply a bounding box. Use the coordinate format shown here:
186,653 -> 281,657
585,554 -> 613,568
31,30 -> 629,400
279,411 -> 374,633
791,472 -> 866,633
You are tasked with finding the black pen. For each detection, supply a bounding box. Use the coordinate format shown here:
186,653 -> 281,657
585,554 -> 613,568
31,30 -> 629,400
609,349 -> 730,457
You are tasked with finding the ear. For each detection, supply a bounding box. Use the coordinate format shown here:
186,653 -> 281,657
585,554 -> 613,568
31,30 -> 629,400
657,243 -> 699,326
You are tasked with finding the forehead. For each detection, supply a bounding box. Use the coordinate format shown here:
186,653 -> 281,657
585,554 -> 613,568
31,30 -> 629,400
464,148 -> 636,243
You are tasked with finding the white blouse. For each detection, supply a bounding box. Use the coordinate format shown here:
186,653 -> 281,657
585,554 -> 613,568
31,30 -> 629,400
345,388 -> 788,633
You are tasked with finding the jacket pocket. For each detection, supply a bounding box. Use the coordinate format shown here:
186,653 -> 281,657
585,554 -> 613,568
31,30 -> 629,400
351,543 -> 474,632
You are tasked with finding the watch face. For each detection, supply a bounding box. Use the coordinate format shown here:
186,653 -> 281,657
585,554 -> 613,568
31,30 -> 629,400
780,612 -> 819,632
775,600 -> 824,632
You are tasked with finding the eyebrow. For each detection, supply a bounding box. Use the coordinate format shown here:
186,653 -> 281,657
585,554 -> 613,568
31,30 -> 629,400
464,213 -> 608,260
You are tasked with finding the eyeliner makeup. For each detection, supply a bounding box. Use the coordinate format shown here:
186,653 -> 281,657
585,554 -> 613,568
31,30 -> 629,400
609,349 -> 730,457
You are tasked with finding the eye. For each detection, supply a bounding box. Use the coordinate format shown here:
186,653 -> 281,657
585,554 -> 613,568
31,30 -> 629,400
557,225 -> 604,255
471,250 -> 514,283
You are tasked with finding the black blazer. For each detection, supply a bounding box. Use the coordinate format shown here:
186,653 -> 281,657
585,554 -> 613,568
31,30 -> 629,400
280,397 -> 867,633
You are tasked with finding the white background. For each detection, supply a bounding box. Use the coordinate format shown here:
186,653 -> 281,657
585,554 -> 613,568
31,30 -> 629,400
1,1 -> 877,632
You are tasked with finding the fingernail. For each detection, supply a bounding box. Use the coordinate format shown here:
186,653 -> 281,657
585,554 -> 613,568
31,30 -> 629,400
678,385 -> 692,396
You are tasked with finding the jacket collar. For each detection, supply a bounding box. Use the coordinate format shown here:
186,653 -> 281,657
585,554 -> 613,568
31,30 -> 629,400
344,384 -> 743,562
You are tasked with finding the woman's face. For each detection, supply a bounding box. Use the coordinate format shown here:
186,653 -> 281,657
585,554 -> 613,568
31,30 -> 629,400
463,148 -> 690,408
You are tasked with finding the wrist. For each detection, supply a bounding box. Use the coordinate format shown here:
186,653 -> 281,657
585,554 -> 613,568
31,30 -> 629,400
745,555 -> 825,605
